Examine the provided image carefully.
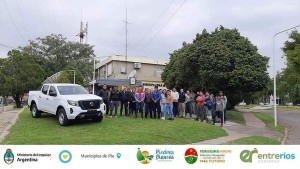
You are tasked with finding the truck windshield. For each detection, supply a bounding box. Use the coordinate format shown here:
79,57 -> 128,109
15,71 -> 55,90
57,86 -> 89,95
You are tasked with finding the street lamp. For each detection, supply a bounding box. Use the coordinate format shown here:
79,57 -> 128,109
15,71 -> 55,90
93,58 -> 96,95
67,70 -> 76,84
273,24 -> 300,127
92,56 -> 106,95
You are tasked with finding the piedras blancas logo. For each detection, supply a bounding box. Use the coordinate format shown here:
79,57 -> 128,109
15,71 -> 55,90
155,149 -> 174,162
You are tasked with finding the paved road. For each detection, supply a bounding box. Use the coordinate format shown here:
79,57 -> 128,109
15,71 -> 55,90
259,110 -> 300,145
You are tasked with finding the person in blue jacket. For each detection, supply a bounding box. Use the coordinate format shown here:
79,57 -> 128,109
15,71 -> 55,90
151,86 -> 162,119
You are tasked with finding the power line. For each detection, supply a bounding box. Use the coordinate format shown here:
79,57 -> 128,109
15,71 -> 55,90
0,43 -> 14,49
139,0 -> 188,52
15,0 -> 29,38
133,0 -> 177,49
3,0 -> 27,43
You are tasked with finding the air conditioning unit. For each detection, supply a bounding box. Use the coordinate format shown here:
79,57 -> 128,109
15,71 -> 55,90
134,62 -> 142,69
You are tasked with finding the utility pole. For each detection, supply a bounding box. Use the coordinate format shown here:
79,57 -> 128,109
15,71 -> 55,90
85,22 -> 88,44
123,5 -> 129,75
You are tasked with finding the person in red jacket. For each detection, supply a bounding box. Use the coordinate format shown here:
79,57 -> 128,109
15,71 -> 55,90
195,91 -> 205,121
134,86 -> 145,118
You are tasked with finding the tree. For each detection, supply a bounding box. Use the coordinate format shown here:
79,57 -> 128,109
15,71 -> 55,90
21,34 -> 95,81
283,30 -> 300,73
162,26 -> 270,109
276,30 -> 300,105
57,65 -> 85,86
276,68 -> 300,105
0,50 -> 45,107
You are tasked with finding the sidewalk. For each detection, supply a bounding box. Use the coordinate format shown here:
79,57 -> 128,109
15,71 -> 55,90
193,111 -> 283,145
0,108 -> 24,143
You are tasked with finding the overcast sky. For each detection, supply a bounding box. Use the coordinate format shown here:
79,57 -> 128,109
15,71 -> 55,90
1,0 -> 300,76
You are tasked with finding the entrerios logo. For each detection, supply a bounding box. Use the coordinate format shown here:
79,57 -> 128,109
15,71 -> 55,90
185,148 -> 198,164
137,148 -> 154,164
4,149 -> 14,164
240,148 -> 296,163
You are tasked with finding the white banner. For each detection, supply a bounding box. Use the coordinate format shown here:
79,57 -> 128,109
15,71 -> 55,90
0,145 -> 298,169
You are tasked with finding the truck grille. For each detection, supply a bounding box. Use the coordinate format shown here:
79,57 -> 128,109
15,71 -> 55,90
79,100 -> 101,110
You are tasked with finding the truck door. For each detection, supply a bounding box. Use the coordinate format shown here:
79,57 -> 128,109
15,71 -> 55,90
39,85 -> 49,111
46,86 -> 59,114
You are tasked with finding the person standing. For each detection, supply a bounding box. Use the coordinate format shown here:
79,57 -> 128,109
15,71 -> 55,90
186,90 -> 192,118
219,91 -> 228,123
109,86 -> 120,118
196,91 -> 205,121
213,95 -> 224,127
194,91 -> 200,118
167,90 -> 174,120
122,86 -> 132,117
189,90 -> 196,118
151,86 -> 162,119
205,92 -> 213,123
144,88 -> 152,118
171,88 -> 179,117
129,87 -> 136,116
210,94 -> 216,124
97,84 -> 110,115
178,89 -> 188,118
119,87 -> 126,117
160,89 -> 167,120
135,86 -> 145,118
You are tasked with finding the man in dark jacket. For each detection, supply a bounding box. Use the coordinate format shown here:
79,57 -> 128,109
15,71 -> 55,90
119,87 -> 126,117
151,86 -> 161,119
97,84 -> 109,115
120,86 -> 131,117
110,86 -> 121,117
144,88 -> 153,118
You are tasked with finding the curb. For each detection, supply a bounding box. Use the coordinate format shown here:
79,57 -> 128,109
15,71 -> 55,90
0,107 -> 25,143
246,111 -> 288,144
281,125 -> 289,145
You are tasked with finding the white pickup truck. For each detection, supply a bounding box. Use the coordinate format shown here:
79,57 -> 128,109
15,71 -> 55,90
28,83 -> 106,126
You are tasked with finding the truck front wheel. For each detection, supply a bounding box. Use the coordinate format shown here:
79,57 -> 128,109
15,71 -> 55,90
31,103 -> 41,118
57,108 -> 70,126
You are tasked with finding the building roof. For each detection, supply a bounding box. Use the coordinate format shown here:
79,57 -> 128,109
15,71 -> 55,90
96,55 -> 168,69
95,79 -> 143,86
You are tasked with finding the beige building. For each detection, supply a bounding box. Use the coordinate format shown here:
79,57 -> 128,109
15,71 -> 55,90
95,55 -> 167,89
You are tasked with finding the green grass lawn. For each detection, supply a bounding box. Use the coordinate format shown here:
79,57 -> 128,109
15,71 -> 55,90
227,111 -> 246,125
253,112 -> 285,134
268,106 -> 300,112
227,136 -> 281,145
1,108 -> 228,144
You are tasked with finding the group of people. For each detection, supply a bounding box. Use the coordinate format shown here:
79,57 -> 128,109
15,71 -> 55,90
96,84 -> 228,127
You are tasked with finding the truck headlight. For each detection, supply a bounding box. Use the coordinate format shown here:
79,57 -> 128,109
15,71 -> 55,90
67,100 -> 79,106
99,99 -> 103,104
